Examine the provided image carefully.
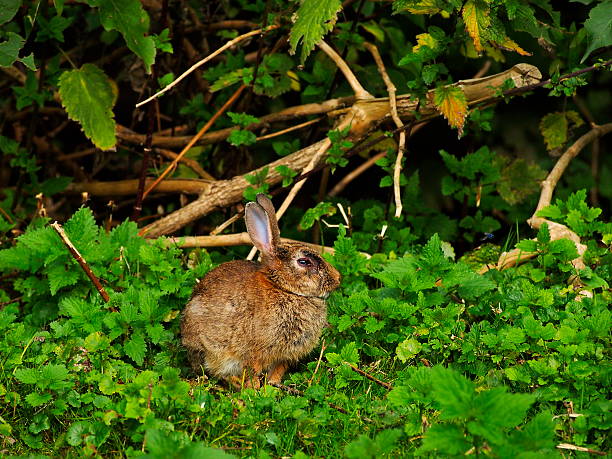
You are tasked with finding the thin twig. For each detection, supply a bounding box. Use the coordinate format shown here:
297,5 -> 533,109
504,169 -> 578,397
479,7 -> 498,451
0,296 -> 22,309
317,40 -> 372,100
132,92 -> 156,220
142,84 -> 247,200
308,339 -> 327,386
556,443 -> 606,456
255,117 -> 324,141
166,233 -> 340,254
154,148 -> 215,180
210,210 -> 244,236
347,363 -> 393,390
136,25 -> 279,107
51,222 -> 110,303
364,42 -> 405,218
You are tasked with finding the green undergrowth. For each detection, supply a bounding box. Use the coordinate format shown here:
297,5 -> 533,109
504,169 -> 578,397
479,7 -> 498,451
0,189 -> 610,458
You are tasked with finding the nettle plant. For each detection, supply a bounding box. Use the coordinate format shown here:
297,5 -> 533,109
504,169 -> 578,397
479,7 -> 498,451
1,0 -> 612,456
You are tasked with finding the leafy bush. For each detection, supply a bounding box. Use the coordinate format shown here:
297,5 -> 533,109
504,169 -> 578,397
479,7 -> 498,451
1,0 -> 611,456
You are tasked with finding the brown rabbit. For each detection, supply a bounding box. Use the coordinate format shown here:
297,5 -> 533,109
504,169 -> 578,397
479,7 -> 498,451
181,194 -> 341,387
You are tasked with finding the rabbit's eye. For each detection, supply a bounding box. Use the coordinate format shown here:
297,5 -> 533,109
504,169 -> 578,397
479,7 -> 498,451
297,257 -> 313,267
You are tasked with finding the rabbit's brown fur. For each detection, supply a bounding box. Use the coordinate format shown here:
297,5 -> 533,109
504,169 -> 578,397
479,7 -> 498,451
181,194 -> 341,387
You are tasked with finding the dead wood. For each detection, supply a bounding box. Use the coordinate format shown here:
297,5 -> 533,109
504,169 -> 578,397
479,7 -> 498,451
71,64 -> 542,237
482,123 -> 612,277
139,64 -> 541,237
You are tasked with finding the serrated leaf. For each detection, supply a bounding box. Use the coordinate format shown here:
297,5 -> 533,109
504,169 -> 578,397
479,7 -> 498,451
289,0 -> 342,63
396,338 -> 422,362
430,366 -> 475,418
124,333 -> 146,366
540,111 -> 584,150
14,367 -> 39,385
25,392 -> 52,407
581,1 -> 612,62
419,423 -> 471,455
58,64 -> 117,150
393,0 -> 443,15
462,0 -> 490,53
0,32 -> 36,70
433,85 -> 468,136
498,36 -> 531,56
64,207 -> 99,251
413,33 -> 439,52
87,0 -> 156,72
0,0 -> 21,25
47,262 -> 79,295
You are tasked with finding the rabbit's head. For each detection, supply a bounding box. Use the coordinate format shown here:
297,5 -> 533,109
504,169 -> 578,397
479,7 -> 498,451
245,194 -> 341,299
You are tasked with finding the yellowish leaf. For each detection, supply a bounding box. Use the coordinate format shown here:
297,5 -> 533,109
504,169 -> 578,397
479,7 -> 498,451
405,0 -> 441,15
498,36 -> 532,56
462,0 -> 490,53
413,33 -> 439,53
433,85 -> 468,137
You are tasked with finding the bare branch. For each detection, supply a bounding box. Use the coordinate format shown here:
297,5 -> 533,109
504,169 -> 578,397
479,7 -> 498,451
347,362 -> 393,390
317,40 -> 372,100
484,123 -> 612,276
142,84 -> 246,199
51,222 -> 110,303
364,42 -> 405,218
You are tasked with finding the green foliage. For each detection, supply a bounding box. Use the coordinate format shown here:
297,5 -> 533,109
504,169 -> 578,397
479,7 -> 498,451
2,0 -> 612,456
540,111 -> 585,151
298,201 -> 336,230
58,64 -> 117,150
289,0 -> 342,63
274,165 -> 298,187
0,200 -> 610,455
326,126 -> 353,171
582,0 -> 612,62
243,167 -> 270,201
0,31 -> 35,69
86,0 -> 156,73
227,112 -> 259,147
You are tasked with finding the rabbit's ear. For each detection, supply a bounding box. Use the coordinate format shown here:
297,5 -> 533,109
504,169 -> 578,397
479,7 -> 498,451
255,194 -> 280,245
245,202 -> 276,254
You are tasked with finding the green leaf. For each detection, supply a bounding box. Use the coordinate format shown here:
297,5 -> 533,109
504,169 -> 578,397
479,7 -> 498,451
227,129 -> 257,147
47,262 -> 79,295
539,111 -> 584,150
396,337 -> 422,362
0,32 -> 36,70
581,1 -> 612,62
29,414 -> 50,434
429,366 -> 475,419
228,112 -> 259,127
419,423 -> 471,455
0,0 -> 21,25
289,0 -> 342,63
298,202 -> 336,230
58,64 -> 117,150
25,392 -> 52,407
66,421 -> 92,446
14,367 -> 39,384
124,333 -> 147,366
87,0 -> 156,72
